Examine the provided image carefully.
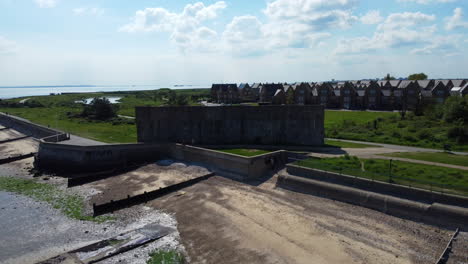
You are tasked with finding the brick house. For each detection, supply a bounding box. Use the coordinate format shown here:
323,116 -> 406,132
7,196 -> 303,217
238,83 -> 257,102
272,89 -> 286,105
315,82 -> 335,108
364,81 -> 382,109
260,83 -> 283,103
431,81 -> 450,103
292,82 -> 313,105
210,84 -> 239,104
339,82 -> 357,109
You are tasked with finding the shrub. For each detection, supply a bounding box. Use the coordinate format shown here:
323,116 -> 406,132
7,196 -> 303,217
81,98 -> 118,120
417,129 -> 432,140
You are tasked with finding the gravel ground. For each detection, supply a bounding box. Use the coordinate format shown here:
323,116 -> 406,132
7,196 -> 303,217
0,191 -> 183,264
447,231 -> 468,264
150,175 -> 456,264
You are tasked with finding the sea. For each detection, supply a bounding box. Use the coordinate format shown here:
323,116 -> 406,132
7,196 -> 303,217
0,85 -> 210,99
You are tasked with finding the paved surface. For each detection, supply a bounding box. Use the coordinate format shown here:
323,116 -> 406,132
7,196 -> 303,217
369,154 -> 468,171
60,134 -> 107,146
327,138 -> 468,155
88,160 -> 212,205
118,114 -> 135,119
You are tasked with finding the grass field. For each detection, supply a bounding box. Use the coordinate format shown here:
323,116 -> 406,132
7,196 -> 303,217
381,152 -> 468,167
0,177 -> 112,222
324,110 -> 398,130
295,156 -> 468,196
324,139 -> 379,148
326,110 -> 468,151
0,107 -> 137,143
217,149 -> 272,157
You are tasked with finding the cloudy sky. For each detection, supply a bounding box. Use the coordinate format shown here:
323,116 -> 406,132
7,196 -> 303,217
0,0 -> 467,86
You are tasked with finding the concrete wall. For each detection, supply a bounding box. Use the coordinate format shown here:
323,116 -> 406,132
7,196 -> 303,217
37,142 -> 164,173
286,164 -> 468,208
136,106 -> 324,146
277,174 -> 468,229
166,144 -> 288,179
0,112 -> 68,141
37,141 -> 287,179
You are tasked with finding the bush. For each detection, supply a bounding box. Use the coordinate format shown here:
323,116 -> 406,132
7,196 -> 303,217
443,96 -> 468,124
447,126 -> 468,144
81,98 -> 118,120
417,129 -> 432,140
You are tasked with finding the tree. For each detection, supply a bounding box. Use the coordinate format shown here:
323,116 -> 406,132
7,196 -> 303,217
408,73 -> 428,80
384,74 -> 395,81
82,97 -> 118,120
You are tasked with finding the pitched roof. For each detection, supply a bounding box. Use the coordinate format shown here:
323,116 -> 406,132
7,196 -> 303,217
274,89 -> 284,97
357,90 -> 366,97
416,80 -> 433,90
389,80 -> 401,87
382,90 -> 392,96
333,89 -> 341,96
451,80 -> 466,87
238,83 -> 250,90
251,83 -> 262,89
397,80 -> 413,89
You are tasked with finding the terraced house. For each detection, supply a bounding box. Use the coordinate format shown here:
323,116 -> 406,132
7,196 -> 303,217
210,79 -> 467,110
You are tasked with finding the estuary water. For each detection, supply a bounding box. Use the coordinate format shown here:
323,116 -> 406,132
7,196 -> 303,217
0,85 -> 210,99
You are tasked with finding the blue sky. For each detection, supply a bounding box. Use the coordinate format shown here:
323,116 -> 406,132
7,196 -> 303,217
0,0 -> 467,86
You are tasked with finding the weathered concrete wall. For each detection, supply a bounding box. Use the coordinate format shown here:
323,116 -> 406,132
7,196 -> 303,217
0,112 -> 68,142
277,173 -> 468,229
36,141 -> 287,179
37,142 -> 165,173
166,144 -> 288,179
286,164 -> 468,207
136,106 -> 324,146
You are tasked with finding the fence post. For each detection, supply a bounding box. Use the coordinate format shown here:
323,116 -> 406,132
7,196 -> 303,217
388,159 -> 393,183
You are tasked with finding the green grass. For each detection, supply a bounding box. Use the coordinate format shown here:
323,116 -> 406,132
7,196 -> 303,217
147,250 -> 185,264
324,139 -> 379,148
295,156 -> 468,196
0,177 -> 113,222
217,148 -> 272,157
325,110 -> 398,130
0,107 -> 137,143
381,152 -> 468,167
325,110 -> 468,151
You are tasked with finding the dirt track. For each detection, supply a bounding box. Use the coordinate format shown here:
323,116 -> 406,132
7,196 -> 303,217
151,175 -> 453,264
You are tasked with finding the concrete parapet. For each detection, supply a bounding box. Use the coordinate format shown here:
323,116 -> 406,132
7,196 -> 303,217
277,173 -> 468,230
36,142 -> 165,173
286,164 -> 468,208
164,144 -> 288,179
0,112 -> 69,142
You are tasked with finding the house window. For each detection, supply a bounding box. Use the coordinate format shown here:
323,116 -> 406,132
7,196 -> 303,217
369,89 -> 376,95
344,90 -> 350,95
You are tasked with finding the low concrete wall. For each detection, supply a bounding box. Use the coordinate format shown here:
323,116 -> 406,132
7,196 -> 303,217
37,142 -> 165,173
277,174 -> 468,230
37,142 -> 287,179
0,112 -> 69,141
286,164 -> 468,208
166,144 -> 288,179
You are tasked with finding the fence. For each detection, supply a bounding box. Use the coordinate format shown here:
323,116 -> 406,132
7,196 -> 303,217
293,158 -> 468,197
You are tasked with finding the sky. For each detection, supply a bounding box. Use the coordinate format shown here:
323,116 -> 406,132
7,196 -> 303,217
0,0 -> 467,86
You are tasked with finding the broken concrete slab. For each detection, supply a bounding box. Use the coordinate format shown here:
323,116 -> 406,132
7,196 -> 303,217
37,223 -> 173,264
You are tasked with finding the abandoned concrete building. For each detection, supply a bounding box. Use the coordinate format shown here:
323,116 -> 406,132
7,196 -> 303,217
211,79 -> 467,110
136,105 -> 324,146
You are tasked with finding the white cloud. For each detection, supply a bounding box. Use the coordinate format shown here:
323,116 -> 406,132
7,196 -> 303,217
445,8 -> 468,30
361,10 -> 383,24
335,12 -> 437,54
34,0 -> 58,8
120,1 -> 226,51
397,0 -> 457,4
222,0 -> 356,56
264,0 -> 358,31
411,35 -> 461,54
73,7 -> 104,16
0,36 -> 17,55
